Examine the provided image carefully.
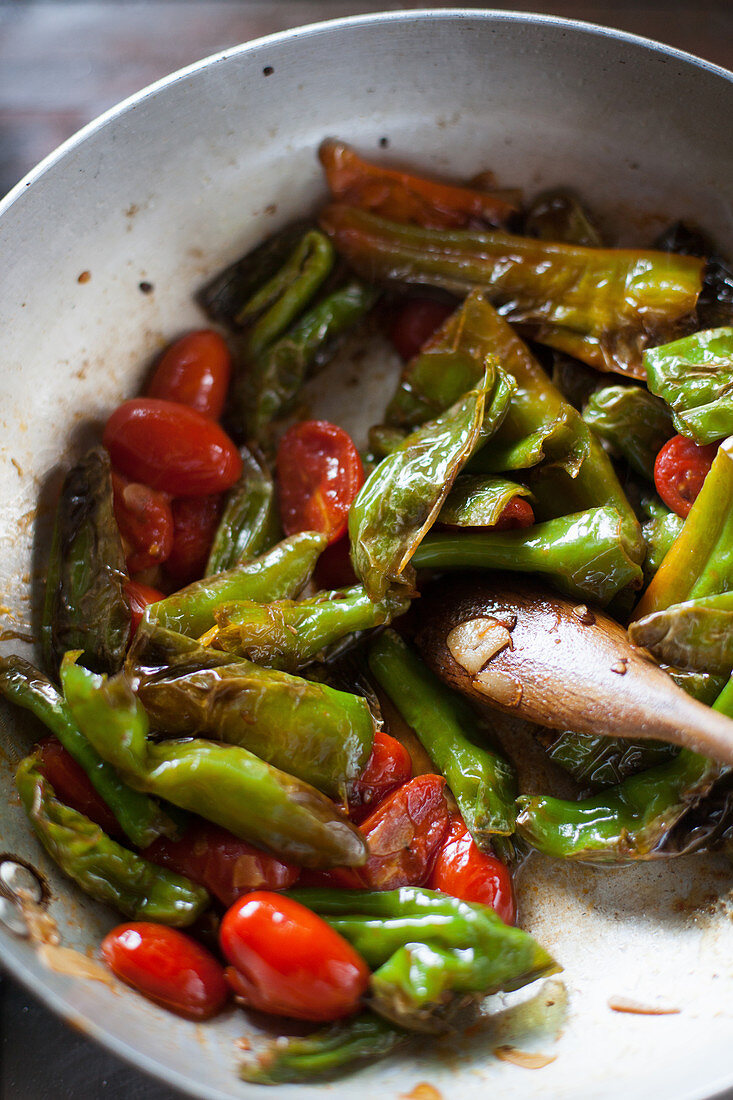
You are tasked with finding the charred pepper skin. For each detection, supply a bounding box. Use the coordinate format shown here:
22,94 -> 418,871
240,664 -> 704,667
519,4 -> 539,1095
15,756 -> 209,925
368,630 -> 516,841
205,445 -> 280,575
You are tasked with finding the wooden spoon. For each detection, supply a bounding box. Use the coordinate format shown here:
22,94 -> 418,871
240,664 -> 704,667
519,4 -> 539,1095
415,573 -> 733,767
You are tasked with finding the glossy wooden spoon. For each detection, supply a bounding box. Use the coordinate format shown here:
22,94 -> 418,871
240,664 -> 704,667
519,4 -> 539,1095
415,573 -> 733,767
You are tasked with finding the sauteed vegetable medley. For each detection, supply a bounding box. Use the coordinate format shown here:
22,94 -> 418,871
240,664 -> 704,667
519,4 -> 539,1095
4,140 -> 733,1083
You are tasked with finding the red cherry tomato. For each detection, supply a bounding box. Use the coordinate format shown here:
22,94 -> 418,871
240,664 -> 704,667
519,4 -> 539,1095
219,892 -> 369,1022
147,330 -> 232,421
493,495 -> 535,531
347,728 -> 413,823
35,737 -> 122,836
313,536 -> 358,589
428,814 -> 516,925
654,434 -> 717,518
125,579 -> 165,636
276,421 -> 364,544
164,495 -> 223,588
388,298 -> 454,361
104,398 -> 242,497
112,472 -> 174,573
102,922 -> 228,1020
356,773 -> 449,890
144,822 -> 299,908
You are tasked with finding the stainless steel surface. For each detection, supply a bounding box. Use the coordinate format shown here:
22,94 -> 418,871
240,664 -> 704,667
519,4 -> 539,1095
1,9 -> 733,1098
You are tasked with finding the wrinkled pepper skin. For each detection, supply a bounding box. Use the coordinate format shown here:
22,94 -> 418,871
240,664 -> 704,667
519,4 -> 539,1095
0,655 -> 176,849
41,447 -> 130,676
61,660 -> 368,869
205,445 -> 280,575
239,1012 -> 409,1085
438,474 -> 533,528
289,887 -> 558,1032
629,591 -> 733,675
320,204 -> 703,376
349,367 -> 513,601
642,506 -> 684,581
413,506 -> 642,606
645,326 -> 733,444
147,531 -> 325,638
368,630 -> 517,840
583,385 -> 674,481
548,731 -> 677,791
209,586 -> 409,671
15,756 -> 208,925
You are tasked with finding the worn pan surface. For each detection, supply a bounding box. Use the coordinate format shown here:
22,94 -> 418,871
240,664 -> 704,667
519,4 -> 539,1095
1,10 -> 732,1099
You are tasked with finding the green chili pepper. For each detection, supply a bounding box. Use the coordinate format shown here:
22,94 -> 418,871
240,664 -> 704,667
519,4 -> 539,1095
16,755 -> 208,925
41,447 -> 130,677
642,506 -> 684,581
147,531 -> 325,638
290,887 -> 558,1032
633,436 -> 733,619
523,188 -> 603,248
350,366 -> 514,601
664,666 -> 727,704
368,630 -> 516,840
438,474 -> 533,528
61,659 -> 367,868
645,327 -> 733,444
367,424 -> 408,459
205,446 -> 280,575
209,586 -> 409,671
239,1013 -> 409,1084
0,655 -> 177,849
413,507 -> 641,606
245,279 -> 378,438
629,591 -> 733,675
320,204 -> 703,376
547,731 -> 677,791
583,385 -> 674,480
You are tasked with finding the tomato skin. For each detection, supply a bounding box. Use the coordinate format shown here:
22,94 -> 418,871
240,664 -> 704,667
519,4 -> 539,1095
144,822 -> 299,908
388,298 -> 454,361
493,495 -> 535,531
125,579 -> 165,636
428,815 -> 516,926
276,421 -> 364,544
147,330 -> 232,420
347,728 -> 413,823
164,495 -> 223,588
356,773 -> 449,890
34,737 -> 122,836
102,923 -> 228,1020
112,472 -> 174,573
219,892 -> 369,1022
654,434 -> 717,518
103,398 -> 242,497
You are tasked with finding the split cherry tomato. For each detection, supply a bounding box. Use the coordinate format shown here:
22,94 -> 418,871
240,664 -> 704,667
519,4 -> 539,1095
347,728 -> 413,823
276,420 -> 364,544
220,892 -> 369,1022
654,434 -> 717,518
125,579 -> 165,636
102,923 -> 228,1020
388,297 -> 454,361
356,773 -> 449,890
144,822 -> 299,908
164,495 -> 223,588
493,495 -> 535,531
146,330 -> 232,420
104,398 -> 242,496
112,472 -> 174,573
34,737 -> 122,836
428,814 -> 516,926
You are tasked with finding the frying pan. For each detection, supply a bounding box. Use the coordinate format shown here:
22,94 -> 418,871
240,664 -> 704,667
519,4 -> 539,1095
1,11 -> 732,1099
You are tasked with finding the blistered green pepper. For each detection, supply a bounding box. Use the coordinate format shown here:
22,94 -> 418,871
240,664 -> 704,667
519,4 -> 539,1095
320,204 -> 703,376
61,658 -> 367,868
583,385 -> 674,480
209,586 -> 408,671
645,327 -> 733,444
642,503 -> 684,581
438,474 -> 533,528
547,732 -> 677,791
368,630 -> 516,840
291,887 -> 558,1032
147,531 -> 325,638
629,591 -> 733,674
0,655 -> 176,849
523,188 -> 603,248
206,446 -> 280,575
41,447 -> 130,677
16,756 -> 208,925
350,366 -> 514,601
413,507 -> 641,606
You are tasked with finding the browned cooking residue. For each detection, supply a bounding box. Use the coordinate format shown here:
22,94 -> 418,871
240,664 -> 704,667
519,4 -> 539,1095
77,270 -> 91,284
494,1046 -> 557,1069
400,1084 -> 443,1100
608,997 -> 680,1016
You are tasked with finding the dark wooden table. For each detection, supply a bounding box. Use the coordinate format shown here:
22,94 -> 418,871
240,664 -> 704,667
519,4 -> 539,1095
1,2 -> 732,1097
